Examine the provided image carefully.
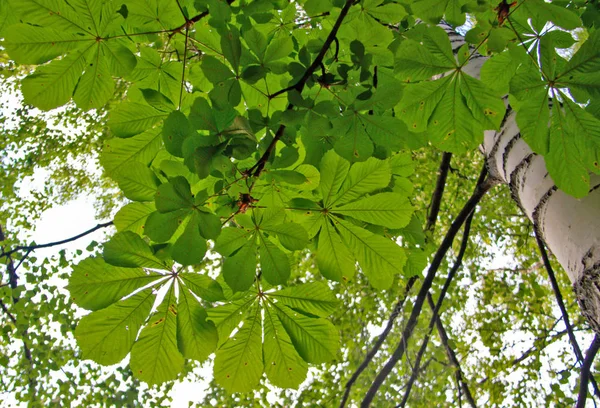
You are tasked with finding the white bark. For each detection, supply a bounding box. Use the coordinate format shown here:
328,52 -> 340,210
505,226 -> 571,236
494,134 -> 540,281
483,110 -> 600,332
440,22 -> 600,333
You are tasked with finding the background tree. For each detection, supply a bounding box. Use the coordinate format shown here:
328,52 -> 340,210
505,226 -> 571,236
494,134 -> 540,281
1,0 -> 599,406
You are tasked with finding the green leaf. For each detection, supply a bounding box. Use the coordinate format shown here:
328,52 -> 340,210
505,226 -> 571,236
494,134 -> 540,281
103,42 -> 137,77
214,308 -> 264,392
263,307 -> 308,388
130,287 -> 184,385
264,35 -> 293,65
108,102 -> 168,138
155,177 -> 194,213
3,24 -> 88,64
103,231 -> 166,269
366,3 -> 407,23
336,218 -> 406,289
115,162 -> 159,202
144,209 -> 188,243
330,157 -> 391,206
101,127 -> 162,179
333,192 -> 414,228
223,240 -> 257,292
460,74 -> 505,131
68,257 -> 159,311
214,227 -> 254,256
73,46 -> 115,110
319,150 -> 350,207
398,75 -> 450,133
207,296 -> 256,343
171,217 -> 207,265
114,202 -> 156,235
261,222 -> 309,251
394,39 -> 453,82
259,236 -> 290,285
316,219 -> 355,282
21,46 -> 90,110
180,273 -> 225,302
196,210 -> 222,240
163,110 -> 193,158
201,55 -> 234,84
274,304 -> 338,364
75,289 -> 155,365
177,288 -> 218,361
270,282 -> 338,318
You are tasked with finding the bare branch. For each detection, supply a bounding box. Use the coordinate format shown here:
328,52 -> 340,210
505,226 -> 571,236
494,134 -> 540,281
249,0 -> 355,177
535,232 -> 600,399
361,165 -> 498,407
577,335 -> 600,408
340,276 -> 418,408
399,210 -> 476,408
425,152 -> 453,233
0,221 -> 113,259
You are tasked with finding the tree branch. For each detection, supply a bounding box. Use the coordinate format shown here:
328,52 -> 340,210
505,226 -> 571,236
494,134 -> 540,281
340,275 -> 418,408
577,335 -> 600,408
249,0 -> 355,177
0,221 -> 113,259
535,232 -> 600,399
361,165 -> 498,407
399,209 -> 476,408
425,152 -> 453,233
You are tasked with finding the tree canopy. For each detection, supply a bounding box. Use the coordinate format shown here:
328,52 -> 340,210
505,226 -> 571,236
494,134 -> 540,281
1,0 -> 600,406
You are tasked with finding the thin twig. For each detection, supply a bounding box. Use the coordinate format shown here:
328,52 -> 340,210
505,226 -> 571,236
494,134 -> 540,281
0,221 -> 113,259
535,232 -> 600,399
248,0 -> 355,178
339,276 -> 419,408
577,335 -> 600,408
361,166 -> 497,407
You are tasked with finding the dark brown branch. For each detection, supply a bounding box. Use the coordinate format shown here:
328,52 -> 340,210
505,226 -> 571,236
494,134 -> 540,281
425,152 -> 453,233
577,335 -> 600,408
535,232 -> 600,399
399,210 -> 476,408
0,221 -> 113,259
361,166 -> 497,407
249,0 -> 354,177
339,276 -> 418,408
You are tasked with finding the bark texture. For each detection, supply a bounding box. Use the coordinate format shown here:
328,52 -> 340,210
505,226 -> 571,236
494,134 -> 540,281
439,21 -> 600,334
483,111 -> 600,333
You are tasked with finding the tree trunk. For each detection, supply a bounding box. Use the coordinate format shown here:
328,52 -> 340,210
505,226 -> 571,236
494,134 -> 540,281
441,22 -> 600,334
483,110 -> 600,334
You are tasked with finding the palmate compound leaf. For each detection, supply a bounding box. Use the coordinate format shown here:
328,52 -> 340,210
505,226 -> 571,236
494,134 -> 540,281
130,285 -> 185,385
398,61 -> 506,153
6,1 -> 136,110
75,288 -> 156,365
210,282 -> 339,392
68,257 -> 161,311
304,151 -> 412,286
